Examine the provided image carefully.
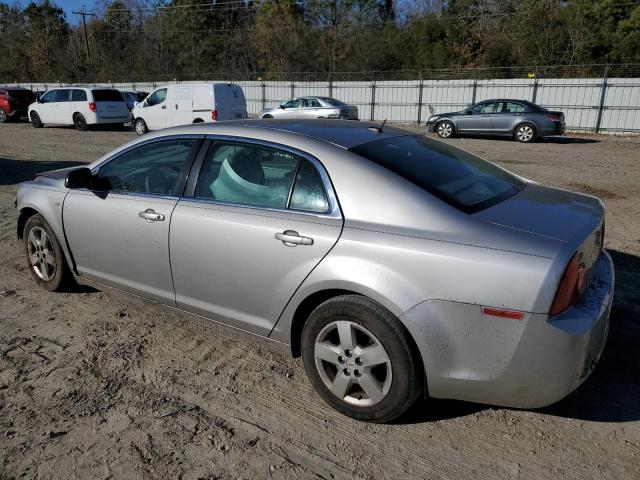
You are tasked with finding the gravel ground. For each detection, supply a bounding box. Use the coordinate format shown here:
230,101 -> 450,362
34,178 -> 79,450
0,123 -> 639,480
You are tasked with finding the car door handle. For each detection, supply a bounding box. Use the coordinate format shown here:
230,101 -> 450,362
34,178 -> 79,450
161,105 -> 166,110
275,230 -> 313,247
139,209 -> 165,222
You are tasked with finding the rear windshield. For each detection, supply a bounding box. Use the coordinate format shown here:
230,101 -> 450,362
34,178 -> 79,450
92,89 -> 124,102
350,135 -> 524,213
320,97 -> 346,107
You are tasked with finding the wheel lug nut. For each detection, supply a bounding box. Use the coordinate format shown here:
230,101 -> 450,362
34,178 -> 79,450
345,349 -> 352,358
338,356 -> 344,364
355,358 -> 362,366
343,368 -> 350,376
354,369 -> 361,377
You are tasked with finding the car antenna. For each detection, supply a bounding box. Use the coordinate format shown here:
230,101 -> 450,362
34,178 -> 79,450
368,119 -> 387,134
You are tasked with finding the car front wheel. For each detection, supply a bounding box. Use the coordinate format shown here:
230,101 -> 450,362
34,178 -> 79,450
436,120 -> 455,138
30,111 -> 43,128
134,118 -> 148,135
301,295 -> 424,423
23,214 -> 73,292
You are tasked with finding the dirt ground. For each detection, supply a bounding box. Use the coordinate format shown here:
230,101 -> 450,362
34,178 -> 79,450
0,123 -> 639,480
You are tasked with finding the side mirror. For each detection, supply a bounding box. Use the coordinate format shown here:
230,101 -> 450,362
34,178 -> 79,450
279,105 -> 285,109
465,109 -> 473,115
65,167 -> 93,189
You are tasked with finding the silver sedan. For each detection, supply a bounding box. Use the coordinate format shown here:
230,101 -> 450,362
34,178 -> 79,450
259,97 -> 359,120
16,120 -> 613,422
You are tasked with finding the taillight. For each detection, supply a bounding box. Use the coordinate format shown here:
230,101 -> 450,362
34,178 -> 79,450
211,109 -> 218,121
549,253 -> 587,316
546,114 -> 560,122
88,102 -> 97,112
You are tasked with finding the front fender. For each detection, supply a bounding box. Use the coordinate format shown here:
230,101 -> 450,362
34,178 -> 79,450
17,185 -> 75,273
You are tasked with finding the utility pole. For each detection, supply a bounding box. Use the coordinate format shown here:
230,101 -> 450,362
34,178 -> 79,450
73,10 -> 95,63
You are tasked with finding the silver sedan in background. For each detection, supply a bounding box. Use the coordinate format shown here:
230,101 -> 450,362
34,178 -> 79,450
16,120 -> 612,423
259,96 -> 359,120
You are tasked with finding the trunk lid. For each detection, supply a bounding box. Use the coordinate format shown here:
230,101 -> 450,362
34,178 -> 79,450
91,89 -> 129,118
475,183 -> 603,245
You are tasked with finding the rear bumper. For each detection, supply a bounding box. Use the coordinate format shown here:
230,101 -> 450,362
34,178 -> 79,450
540,122 -> 566,136
6,108 -> 28,119
86,112 -> 130,124
400,251 -> 614,408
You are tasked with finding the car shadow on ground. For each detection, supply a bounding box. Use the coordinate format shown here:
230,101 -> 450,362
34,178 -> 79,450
441,133 -> 600,144
399,249 -> 639,424
0,157 -> 86,185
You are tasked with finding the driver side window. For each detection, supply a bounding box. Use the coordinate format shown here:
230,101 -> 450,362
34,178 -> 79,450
96,139 -> 197,196
283,99 -> 301,109
147,88 -> 167,107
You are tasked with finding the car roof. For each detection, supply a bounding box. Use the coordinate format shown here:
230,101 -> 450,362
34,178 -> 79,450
152,119 -> 412,150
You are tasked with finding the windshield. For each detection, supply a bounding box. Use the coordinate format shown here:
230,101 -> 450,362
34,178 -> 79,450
320,97 -> 346,107
350,135 -> 524,213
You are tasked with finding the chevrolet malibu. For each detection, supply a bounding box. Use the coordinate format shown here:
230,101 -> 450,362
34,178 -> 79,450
15,120 -> 613,423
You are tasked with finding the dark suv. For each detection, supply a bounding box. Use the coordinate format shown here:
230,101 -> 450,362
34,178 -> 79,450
0,87 -> 37,123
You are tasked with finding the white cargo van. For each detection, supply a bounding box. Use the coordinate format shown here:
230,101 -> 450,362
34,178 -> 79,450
132,83 -> 247,135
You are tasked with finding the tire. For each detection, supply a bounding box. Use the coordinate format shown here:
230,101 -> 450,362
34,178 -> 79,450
73,113 -> 88,131
30,111 -> 43,128
23,214 -> 73,292
193,118 -> 204,123
436,120 -> 455,138
262,114 -> 273,119
514,123 -> 536,143
134,118 -> 148,135
0,108 -> 7,123
301,295 -> 424,423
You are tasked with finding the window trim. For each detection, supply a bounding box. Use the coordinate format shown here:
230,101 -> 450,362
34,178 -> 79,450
183,135 -> 342,219
88,135 -> 205,199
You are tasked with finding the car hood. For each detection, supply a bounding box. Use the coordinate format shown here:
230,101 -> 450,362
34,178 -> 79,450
431,110 -> 465,118
474,183 -> 604,247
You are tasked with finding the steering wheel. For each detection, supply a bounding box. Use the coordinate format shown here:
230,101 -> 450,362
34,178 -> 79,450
145,165 -> 181,195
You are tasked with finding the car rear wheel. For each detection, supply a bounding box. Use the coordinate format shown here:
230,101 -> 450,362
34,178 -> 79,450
0,109 -> 7,123
23,214 -> 73,292
262,114 -> 273,119
436,120 -> 455,138
134,118 -> 148,135
514,123 -> 536,143
30,111 -> 43,128
73,113 -> 88,131
301,295 -> 424,423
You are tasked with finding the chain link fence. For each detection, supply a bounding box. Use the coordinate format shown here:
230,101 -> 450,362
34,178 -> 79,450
5,65 -> 640,134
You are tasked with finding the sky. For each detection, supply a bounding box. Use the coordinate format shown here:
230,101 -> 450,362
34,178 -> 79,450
15,0 -> 96,24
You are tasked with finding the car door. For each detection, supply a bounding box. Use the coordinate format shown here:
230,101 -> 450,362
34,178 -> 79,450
63,137 -> 202,303
491,101 -> 523,133
170,139 -> 343,336
54,89 -> 72,124
299,98 -> 324,118
457,101 -> 498,133
70,89 -> 87,119
143,88 -> 169,130
278,98 -> 303,118
36,90 -> 58,123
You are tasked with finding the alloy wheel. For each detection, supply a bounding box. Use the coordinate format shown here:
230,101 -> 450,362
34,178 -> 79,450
516,125 -> 534,142
437,122 -> 453,138
0,109 -> 6,122
135,120 -> 146,135
27,227 -> 56,281
314,320 -> 392,406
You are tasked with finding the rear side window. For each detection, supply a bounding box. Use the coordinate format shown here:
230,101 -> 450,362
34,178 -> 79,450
350,135 -> 524,213
71,90 -> 87,101
92,89 -> 124,102
503,102 -> 526,113
290,160 -> 328,213
320,97 -> 345,107
195,143 -> 298,209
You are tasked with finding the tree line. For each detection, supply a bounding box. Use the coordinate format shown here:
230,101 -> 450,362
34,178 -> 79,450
1,0 -> 639,83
